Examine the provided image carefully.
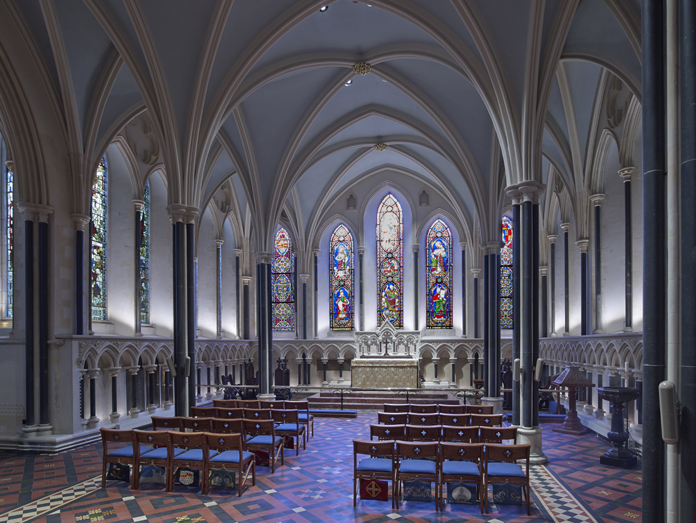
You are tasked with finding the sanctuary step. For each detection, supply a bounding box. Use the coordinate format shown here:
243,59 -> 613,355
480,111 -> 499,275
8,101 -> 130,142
306,391 -> 461,411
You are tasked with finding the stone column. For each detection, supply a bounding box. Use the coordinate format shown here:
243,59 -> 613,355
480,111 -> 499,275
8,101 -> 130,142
161,364 -> 172,409
540,267 -> 548,338
169,205 -> 188,416
71,214 -> 90,335
358,247 -> 365,331
133,200 -> 145,336
337,358 -> 344,384
619,167 -> 634,331
257,252 -> 274,400
19,203 -> 36,435
482,241 -> 502,412
234,249 -> 242,338
560,223 -> 570,335
107,367 -> 121,423
548,235 -> 557,336
449,358 -> 457,388
196,363 -> 203,402
471,268 -> 480,338
185,211 -> 198,411
413,244 -> 419,329
432,357 -> 440,384
242,276 -> 251,339
313,249 -> 319,338
321,358 -> 328,386
127,366 -> 140,417
87,370 -> 100,428
206,365 -> 213,400
216,239 -> 224,338
590,194 -> 605,333
300,274 -> 310,339
576,239 -> 590,336
145,365 -> 157,414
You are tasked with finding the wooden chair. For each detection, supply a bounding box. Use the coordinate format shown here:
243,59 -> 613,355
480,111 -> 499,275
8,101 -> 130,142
383,403 -> 408,413
440,443 -> 484,514
181,417 -> 213,432
190,406 -> 217,418
216,407 -> 244,419
405,424 -> 441,442
213,399 -> 237,408
438,404 -> 466,414
483,444 -> 531,515
370,424 -> 405,441
442,425 -> 479,443
395,441 -> 440,511
212,418 -> 244,436
151,416 -> 182,431
378,412 -> 408,425
479,426 -> 518,444
408,412 -> 440,426
166,431 -> 207,492
203,432 -> 255,496
465,405 -> 494,415
238,399 -> 260,409
285,400 -> 314,438
132,430 -> 183,490
243,408 -> 272,420
470,414 -> 503,427
353,440 -> 396,510
409,403 -> 438,413
243,419 -> 284,472
271,409 -> 306,456
100,428 -> 138,487
440,413 -> 471,427
260,400 -> 285,410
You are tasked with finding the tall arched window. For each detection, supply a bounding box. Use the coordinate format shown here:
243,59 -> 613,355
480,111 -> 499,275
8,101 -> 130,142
139,181 -> 151,324
377,193 -> 403,328
91,157 -> 108,321
500,216 -> 513,328
329,224 -> 354,330
272,227 -> 295,331
426,219 -> 453,328
4,158 -> 13,319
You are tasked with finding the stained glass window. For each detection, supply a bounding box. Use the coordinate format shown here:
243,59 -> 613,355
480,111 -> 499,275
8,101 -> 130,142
272,227 -> 295,331
500,216 -> 513,329
329,224 -> 354,330
139,182 -> 150,324
91,157 -> 108,321
426,219 -> 453,328
376,193 -> 403,328
5,161 -> 12,319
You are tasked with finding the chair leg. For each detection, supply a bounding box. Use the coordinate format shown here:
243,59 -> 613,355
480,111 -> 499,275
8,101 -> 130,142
101,461 -> 107,488
353,476 -> 357,507
132,463 -> 140,490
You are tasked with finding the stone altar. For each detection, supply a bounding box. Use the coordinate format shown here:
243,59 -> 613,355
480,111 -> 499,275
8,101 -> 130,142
351,359 -> 419,389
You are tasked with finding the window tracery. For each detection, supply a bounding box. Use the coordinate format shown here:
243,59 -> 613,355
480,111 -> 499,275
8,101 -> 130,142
377,194 -> 403,328
500,216 -> 513,329
426,219 -> 452,328
272,227 -> 295,331
329,224 -> 354,330
91,158 -> 108,321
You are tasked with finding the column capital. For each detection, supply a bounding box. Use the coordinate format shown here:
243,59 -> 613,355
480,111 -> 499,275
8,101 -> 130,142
256,251 -> 272,265
560,222 -> 570,233
86,369 -> 101,379
412,244 -> 420,253
547,234 -> 558,243
321,358 -> 328,364
512,181 -> 546,204
196,362 -> 204,370
106,367 -> 121,377
539,266 -> 548,277
144,365 -> 157,374
167,204 -> 198,223
575,239 -> 590,253
358,246 -> 365,255
126,366 -> 140,375
233,248 -> 243,257
71,213 -> 90,231
619,166 -> 635,181
481,241 -> 503,256
590,194 -> 606,207
470,268 -> 481,278
459,241 -> 468,250
337,358 -> 344,364
215,238 -> 224,248
313,248 -> 320,256
299,273 -> 310,284
449,357 -> 457,363
431,357 -> 440,362
5,160 -> 14,171
505,187 -> 523,205
242,276 -> 252,285
132,199 -> 145,212
17,203 -> 53,222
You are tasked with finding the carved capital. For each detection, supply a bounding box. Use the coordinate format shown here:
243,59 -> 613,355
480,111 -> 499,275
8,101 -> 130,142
619,166 -> 635,181
126,366 -> 140,376
17,203 -> 53,222
5,160 -> 13,171
576,239 -> 590,254
412,244 -> 420,253
71,213 -> 90,231
132,199 -> 145,212
299,273 -> 310,284
481,241 -> 503,256
470,268 -> 481,278
547,234 -> 558,243
513,181 -> 546,204
590,194 -> 605,207
256,251 -> 272,265
215,238 -> 224,248
459,241 -> 467,250
233,249 -> 243,257
86,369 -> 101,379
560,222 -> 570,233
505,187 -> 523,205
539,266 -> 548,277
357,246 -> 365,256
242,276 -> 252,285
106,367 -> 121,377
167,204 -> 198,224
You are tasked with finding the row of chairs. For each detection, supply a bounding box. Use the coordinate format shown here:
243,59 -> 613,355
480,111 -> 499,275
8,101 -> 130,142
354,440 -> 531,515
384,404 -> 495,415
101,428 -> 260,497
195,402 -> 314,438
378,412 -> 504,427
371,424 -> 517,444
151,413 -> 306,457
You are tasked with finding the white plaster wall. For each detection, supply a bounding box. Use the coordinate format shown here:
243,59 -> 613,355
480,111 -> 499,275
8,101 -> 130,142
148,172 -> 173,336
221,219 -> 238,338
196,208 -> 217,338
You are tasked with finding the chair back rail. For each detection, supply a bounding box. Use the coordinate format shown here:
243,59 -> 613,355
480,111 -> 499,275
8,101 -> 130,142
213,399 -> 238,408
469,413 -> 503,427
439,413 -> 471,426
465,405 -> 494,414
405,424 -> 441,442
151,416 -> 182,431
370,424 -> 405,440
212,418 -> 244,435
383,403 -> 408,413
243,408 -> 272,420
181,417 -> 213,432
438,404 -> 466,414
441,442 -> 484,462
479,426 -> 518,444
260,400 -> 285,410
377,412 -> 408,425
442,425 -> 480,443
408,404 -> 438,413
190,406 -> 217,418
216,408 -> 244,419
408,412 -> 440,426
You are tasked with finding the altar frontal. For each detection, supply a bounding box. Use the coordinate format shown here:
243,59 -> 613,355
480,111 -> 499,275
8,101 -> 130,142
351,359 -> 418,389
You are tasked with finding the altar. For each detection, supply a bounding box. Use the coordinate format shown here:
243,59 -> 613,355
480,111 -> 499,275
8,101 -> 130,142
351,359 -> 418,389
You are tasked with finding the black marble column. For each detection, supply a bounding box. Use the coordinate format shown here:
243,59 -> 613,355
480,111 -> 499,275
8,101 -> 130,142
461,245 -> 467,336
620,168 -> 634,331
131,370 -> 138,411
148,370 -> 155,407
235,251 -> 241,337
532,202 -> 540,425
483,245 -> 501,398
359,248 -> 364,331
302,276 -> 308,339
38,218 -> 49,426
541,268 -> 548,338
256,258 -> 273,395
164,370 -> 170,403
472,269 -> 480,338
186,222 -> 196,409
642,0 -> 666,519
592,196 -> 604,333
196,367 -> 201,397
216,240 -> 223,338
111,373 -> 118,413
523,202 -> 534,427
451,359 -> 456,383
134,202 -> 143,335
89,374 -> 97,418
73,215 -> 88,335
549,235 -> 557,335
562,224 -> 570,334
413,247 -> 419,330
314,251 -> 318,338
322,360 -> 327,382
207,366 -> 211,395
243,279 -> 250,339
681,0 -> 696,515
173,220 -> 187,416
579,240 -> 589,336
24,217 -> 34,426
483,255 -> 490,394
512,200 -> 521,425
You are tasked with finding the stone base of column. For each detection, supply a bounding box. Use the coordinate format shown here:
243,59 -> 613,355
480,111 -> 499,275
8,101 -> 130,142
623,326 -> 633,333
433,378 -> 440,384
594,409 -> 605,420
129,408 -> 140,418
109,412 -> 121,424
147,405 -> 157,414
322,381 -> 328,386
258,393 -> 276,401
36,424 -> 53,436
449,382 -> 457,389
517,427 -> 547,464
337,378 -> 345,384
164,401 -> 173,410
196,395 -> 203,403
205,393 -> 213,401
584,404 -> 595,415
481,397 -> 504,414
87,417 -> 99,429
21,425 -> 39,439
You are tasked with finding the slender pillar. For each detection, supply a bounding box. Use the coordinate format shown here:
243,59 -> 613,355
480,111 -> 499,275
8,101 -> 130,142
300,274 -> 309,339
358,247 -> 364,331
483,255 -> 490,394
146,365 -> 157,413
206,366 -> 212,397
321,358 -> 328,385
450,358 -> 457,386
133,201 -> 145,336
23,213 -> 34,428
38,213 -> 50,429
186,218 -> 197,410
471,268 -> 480,338
591,195 -> 605,333
164,369 -> 171,407
196,365 -> 201,399
242,277 -> 251,339
619,168 -> 634,331
87,370 -> 99,425
171,212 -> 187,416
548,235 -> 557,336
460,243 -> 467,336
509,193 -> 522,425
540,267 -> 548,338
128,367 -> 140,416
72,214 -> 89,335
108,368 -> 120,423
433,358 -> 440,383
532,200 -> 540,425
216,240 -> 223,338
313,250 -> 319,338
413,245 -> 419,329
482,242 -> 502,401
234,250 -> 241,338
257,253 -> 273,398
561,223 -> 570,335
642,0 -> 666,519
681,0 -> 696,516
338,358 -> 344,383
577,240 -> 590,336
231,361 -> 236,385
523,203 -> 533,426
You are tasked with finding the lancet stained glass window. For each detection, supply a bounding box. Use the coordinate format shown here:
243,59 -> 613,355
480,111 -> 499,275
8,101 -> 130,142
329,224 -> 354,330
426,219 -> 453,328
272,227 -> 295,331
377,193 -> 403,328
500,216 -> 513,329
139,181 -> 150,324
91,158 -> 108,321
5,161 -> 12,319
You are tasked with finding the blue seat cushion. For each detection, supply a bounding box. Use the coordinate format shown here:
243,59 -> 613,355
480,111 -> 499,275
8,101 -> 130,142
487,462 -> 527,478
210,450 -> 255,464
108,445 -> 151,458
297,414 -> 314,420
356,458 -> 393,473
173,449 -> 204,462
275,423 -> 304,433
442,461 -> 480,476
400,460 -> 437,474
140,447 -> 185,460
247,435 -> 283,446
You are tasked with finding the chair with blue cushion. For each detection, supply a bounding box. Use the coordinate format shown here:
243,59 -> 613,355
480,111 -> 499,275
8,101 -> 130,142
212,417 -> 243,435
271,409 -> 306,456
440,442 -> 484,514
285,400 -> 314,439
243,419 -> 284,472
182,417 -> 213,432
203,432 -> 255,496
409,404 -> 438,414
378,412 -> 408,425
383,403 -> 408,413
166,431 -> 207,492
370,424 -> 405,441
405,424 -> 441,442
440,413 -> 471,427
442,425 -> 479,443
470,413 -> 504,427
353,439 -> 396,510
213,399 -> 237,408
483,443 -> 531,515
260,400 -> 285,410
132,430 -> 184,490
100,428 -> 139,488
395,441 -> 440,511
151,416 -> 182,431
465,404 -> 494,415
479,426 -> 517,444
190,406 -> 217,418
408,413 -> 440,426
243,408 -> 272,420
216,407 -> 244,419
438,404 -> 466,414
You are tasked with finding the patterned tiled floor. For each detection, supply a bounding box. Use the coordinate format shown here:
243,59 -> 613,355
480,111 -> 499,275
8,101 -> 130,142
0,413 -> 641,522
